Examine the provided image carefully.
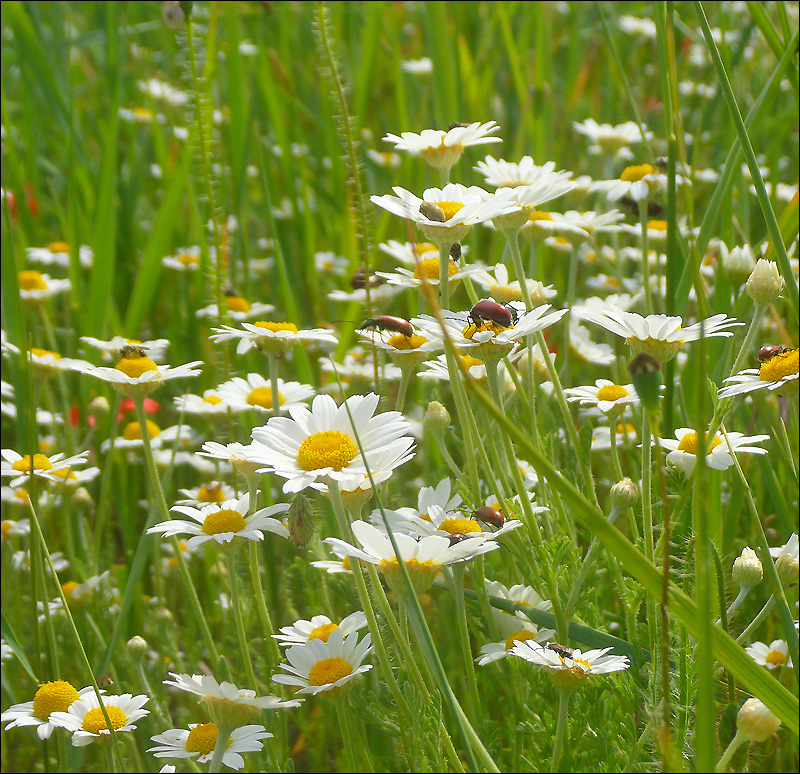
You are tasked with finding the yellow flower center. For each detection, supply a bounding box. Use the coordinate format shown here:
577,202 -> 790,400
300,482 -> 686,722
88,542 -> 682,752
253,321 -> 299,334
297,431 -> 358,472
32,681 -> 81,721
12,454 -> 53,473
203,394 -> 224,405
505,629 -> 539,651
615,423 -> 636,435
759,349 -> 798,382
186,722 -> 219,755
132,107 -> 152,119
202,508 -> 247,535
555,236 -> 571,246
438,517 -> 482,535
14,490 -> 30,503
676,432 -> 722,455
115,356 -> 158,378
596,384 -> 629,402
197,484 -> 225,503
415,242 -> 437,254
178,252 -> 199,266
308,656 -> 353,686
620,164 -> 657,182
460,355 -> 485,369
766,649 -> 787,667
30,348 -> 61,360
387,334 -> 427,351
247,387 -> 282,410
49,242 -> 70,253
122,420 -> 161,441
51,468 -> 78,482
81,705 -> 128,734
414,258 -> 459,280
1,521 -> 12,538
528,211 -> 554,222
225,296 -> 251,313
61,581 -> 80,599
18,270 -> 48,291
435,201 -> 465,221
462,320 -> 509,340
648,219 -> 668,231
308,623 -> 339,642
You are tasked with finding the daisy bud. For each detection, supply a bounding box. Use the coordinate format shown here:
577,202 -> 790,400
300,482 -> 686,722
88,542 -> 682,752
71,487 -> 94,508
423,401 -> 450,436
162,1 -> 185,28
127,635 -> 148,658
287,492 -> 317,549
88,396 -> 109,417
723,245 -> 756,286
775,548 -> 799,587
628,353 -> 662,414
736,697 -> 781,742
732,547 -> 762,590
746,259 -> 784,305
610,478 -> 638,510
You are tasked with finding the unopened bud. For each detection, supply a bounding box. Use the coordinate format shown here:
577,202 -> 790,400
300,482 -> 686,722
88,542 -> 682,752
775,534 -> 799,587
287,492 -> 317,548
723,245 -> 756,286
423,401 -> 450,436
736,697 -> 781,742
746,259 -> 784,305
610,478 -> 638,510
162,1 -> 185,28
154,607 -> 174,625
88,396 -> 110,417
732,547 -> 762,589
127,635 -> 148,658
71,487 -> 94,508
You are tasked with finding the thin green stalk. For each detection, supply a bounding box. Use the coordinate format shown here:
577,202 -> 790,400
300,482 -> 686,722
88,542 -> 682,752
639,199 -> 654,315
335,697 -> 360,773
226,550 -> 258,690
449,565 -> 482,724
715,731 -> 746,772
550,687 -> 572,773
395,365 -> 414,412
208,723 -> 233,774
438,242 -> 452,311
736,596 -> 775,643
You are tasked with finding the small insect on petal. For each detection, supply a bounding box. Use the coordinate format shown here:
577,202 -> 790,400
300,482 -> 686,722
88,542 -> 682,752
546,643 -> 574,659
419,202 -> 447,222
472,506 -> 504,529
757,345 -> 789,362
359,316 -> 414,338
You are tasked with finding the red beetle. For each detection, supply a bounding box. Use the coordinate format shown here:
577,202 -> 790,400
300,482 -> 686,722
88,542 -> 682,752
359,315 -> 414,338
469,300 -> 518,329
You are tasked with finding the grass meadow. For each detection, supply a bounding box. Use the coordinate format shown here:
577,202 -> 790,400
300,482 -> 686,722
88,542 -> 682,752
1,1 -> 798,772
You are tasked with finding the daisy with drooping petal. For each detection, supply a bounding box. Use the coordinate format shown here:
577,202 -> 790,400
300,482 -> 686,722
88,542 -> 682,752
249,393 -> 415,494
576,304 -> 742,362
148,723 -> 272,770
745,640 -> 793,670
18,271 -> 71,303
49,692 -> 149,746
210,321 -> 337,355
470,263 -> 557,306
382,121 -> 502,171
512,642 -> 630,687
40,572 -> 111,619
274,629 -> 373,696
718,348 -> 798,399
274,612 -> 368,647
80,336 -> 170,362
658,428 -> 770,477
147,493 -> 290,550
26,242 -> 94,268
2,682 -> 99,740
215,374 -> 315,414
564,380 -> 643,416
1,449 -> 90,489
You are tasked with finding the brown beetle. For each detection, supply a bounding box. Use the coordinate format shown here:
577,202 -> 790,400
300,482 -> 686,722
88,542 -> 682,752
757,345 -> 790,362
472,506 -> 504,529
469,300 -> 519,329
350,267 -> 382,290
359,315 -> 414,338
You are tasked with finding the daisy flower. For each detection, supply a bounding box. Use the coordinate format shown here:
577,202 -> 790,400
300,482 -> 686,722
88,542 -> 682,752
569,324 -> 616,366
324,520 -> 499,594
13,550 -> 69,573
560,209 -> 626,238
198,441 -> 271,481
382,121 -> 502,171
81,335 -> 170,362
196,297 -> 275,323
137,77 -> 189,105
147,494 -> 290,549
357,321 -> 441,369
659,428 -> 770,477
274,629 -> 373,696
25,242 -> 94,268
161,246 -> 207,272
314,251 -> 350,275
770,534 -> 798,586
378,240 -> 441,266
215,374 -> 315,414
319,348 -> 404,385
511,642 -> 630,687
1,449 -> 90,489
400,57 -> 433,75
576,305 -> 742,362
572,119 -> 652,153
0,640 -> 12,663
71,347 -> 202,399
470,263 -> 557,306
41,572 -> 110,618
378,502 -> 523,541
18,270 -> 71,303
327,283 -> 404,305
2,682 -> 99,740
148,723 -> 271,770
475,156 -> 574,190
249,393 -> 415,494
745,640 -> 793,670
49,693 -> 149,746
210,320 -> 336,355
370,183 -> 518,246
1,517 -> 30,539
26,348 -> 90,379
274,612 -> 368,647
174,390 -> 235,417
485,581 -> 554,636
591,422 -> 639,452
375,257 -> 486,293
101,422 -> 191,453
477,620 -> 556,666
176,481 -> 236,506
163,673 -> 301,726
618,15 -> 658,39
519,211 -> 590,244
565,380 -> 643,415
718,347 -> 798,399
366,149 -> 401,169
591,164 -> 688,202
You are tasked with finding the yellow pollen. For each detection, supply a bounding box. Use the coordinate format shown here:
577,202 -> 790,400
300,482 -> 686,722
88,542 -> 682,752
186,722 -> 219,754
676,432 -> 722,455
308,623 -> 339,642
178,252 -> 198,266
766,649 -> 787,667
30,348 -> 61,360
387,333 -> 427,351
438,517 -> 482,535
648,219 -> 668,231
437,201 -> 465,220
81,705 -> 128,735
197,485 -> 225,503
202,394 -> 224,405
32,681 -> 81,721
122,420 -> 161,441
51,468 -> 78,482
380,557 -> 438,573
414,257 -> 458,280
18,270 -> 48,291
225,296 -> 251,313
616,423 -> 636,435
596,384 -> 629,402
620,164 -> 657,182
759,349 -> 798,382
115,356 -> 158,378
296,430 -> 358,472
341,556 -> 352,571
528,211 -> 554,222
247,387 -> 282,410
48,242 -> 70,253
460,355 -> 485,369
574,658 -> 592,669
12,454 -> 53,473
415,242 -> 437,255
505,630 -> 539,651
555,237 -> 570,245
253,321 -> 298,334
308,656 -> 353,686
462,321 -> 508,340
202,508 -> 247,535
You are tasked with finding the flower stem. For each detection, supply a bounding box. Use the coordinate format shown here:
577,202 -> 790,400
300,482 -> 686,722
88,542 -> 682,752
226,550 -> 258,690
208,723 -> 233,774
450,565 -> 482,723
715,730 -> 746,772
438,242 -> 452,311
550,687 -> 572,773
639,198 -> 654,315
